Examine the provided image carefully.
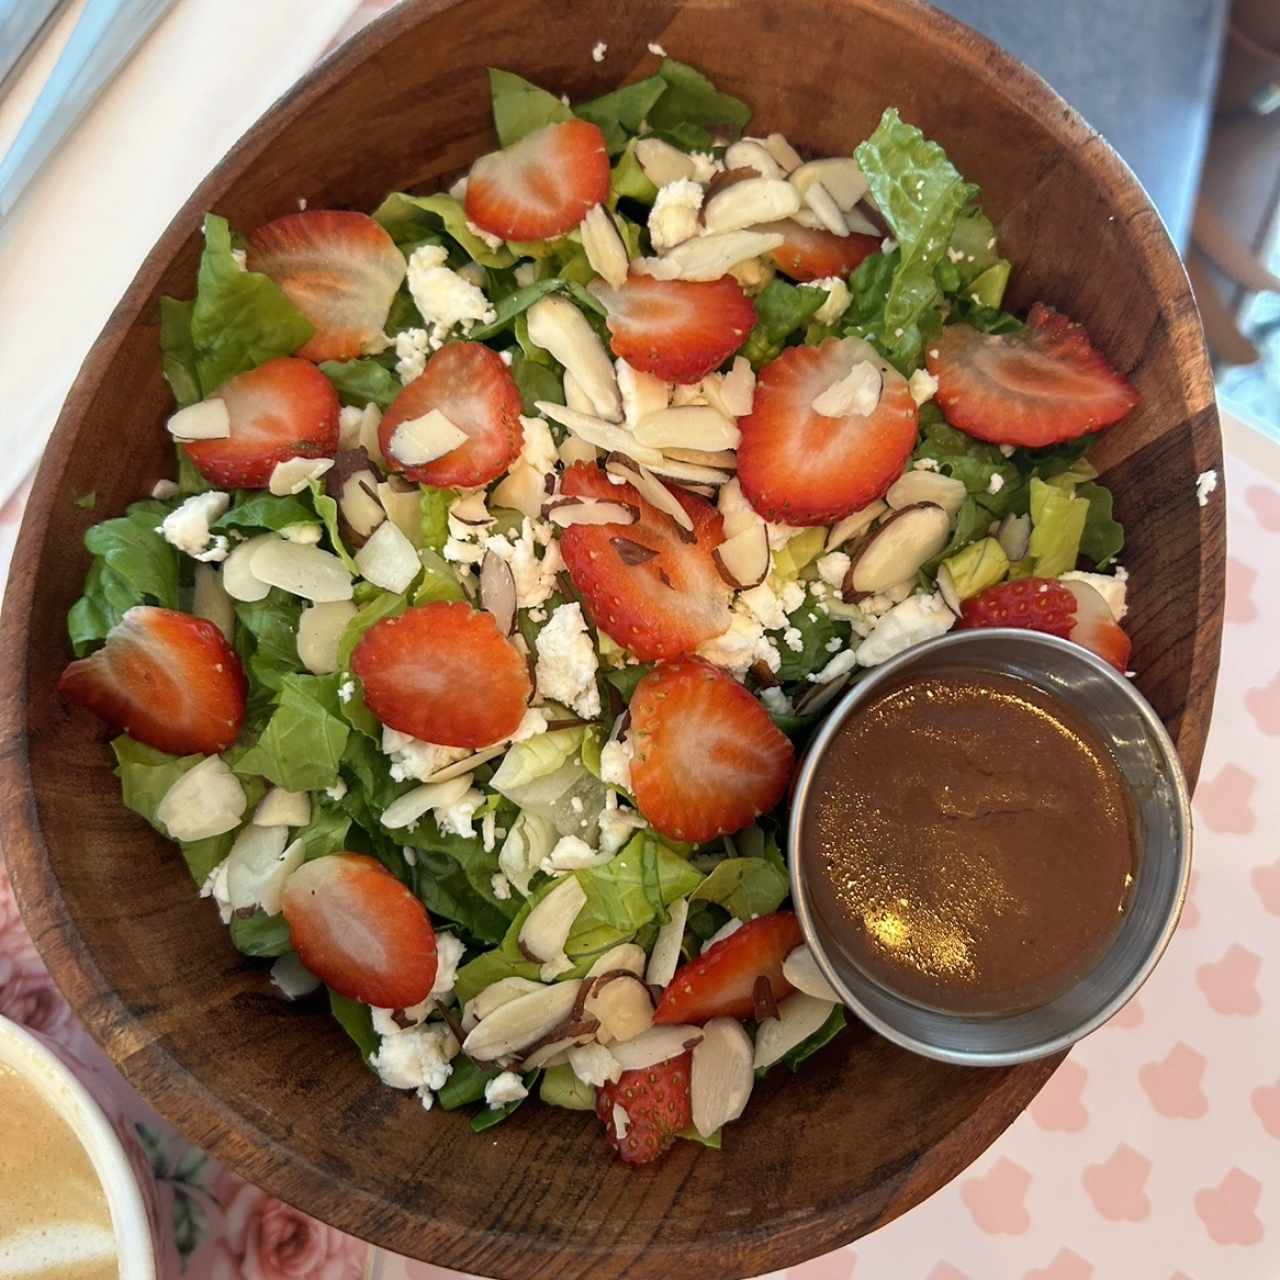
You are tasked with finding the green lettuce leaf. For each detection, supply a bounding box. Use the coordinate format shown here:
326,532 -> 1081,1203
939,537 -> 1009,601
692,856 -> 789,920
1028,477 -> 1088,577
229,910 -> 292,957
540,1063 -> 596,1110
159,297 -> 200,408
233,589 -> 304,694
488,68 -> 572,146
469,278 -> 566,341
774,605 -> 851,685
758,1004 -> 847,1076
741,280 -> 826,368
511,352 -> 564,415
1077,482 -> 1124,568
318,358 -> 401,410
306,478 -> 359,573
419,486 -> 456,553
414,548 -> 466,605
185,214 -> 315,397
491,728 -> 586,795
214,492 -> 315,533
438,1057 -> 491,1110
646,58 -> 750,140
471,1070 -> 540,1132
329,989 -> 378,1063
609,139 -> 659,206
576,75 -> 668,154
926,495 -> 988,575
235,674 -> 350,792
372,192 -> 515,268
912,415 -> 1021,514
294,804 -> 352,861
454,948 -> 541,1006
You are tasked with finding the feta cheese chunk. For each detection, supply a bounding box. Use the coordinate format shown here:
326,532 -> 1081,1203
907,368 -> 939,406
1196,469 -> 1218,507
370,1024 -> 459,1109
395,328 -> 431,384
541,834 -> 611,875
535,603 -> 601,718
697,602 -> 781,680
382,726 -> 472,783
437,788 -> 485,839
599,736 -> 634,792
199,859 -> 233,925
161,490 -> 231,562
483,517 -> 562,609
648,179 -> 704,252
1060,571 -> 1128,622
406,244 -> 496,348
484,1070 -> 529,1107
598,801 -> 647,855
816,551 -> 851,590
568,1042 -> 622,1087
855,591 -> 955,667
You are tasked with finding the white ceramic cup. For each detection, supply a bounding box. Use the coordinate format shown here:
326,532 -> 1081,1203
0,1014 -> 156,1280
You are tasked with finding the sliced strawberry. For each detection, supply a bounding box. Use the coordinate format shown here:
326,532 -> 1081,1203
594,274 -> 756,385
629,657 -> 794,842
737,337 -> 918,524
926,303 -> 1140,447
379,343 -> 523,489
246,210 -> 407,362
185,357 -> 339,489
465,119 -> 610,242
281,853 -> 437,1008
653,912 -> 804,1025
558,463 -> 732,661
596,1050 -> 692,1166
959,577 -> 1132,671
757,221 -> 880,283
351,601 -> 532,747
58,606 -> 246,756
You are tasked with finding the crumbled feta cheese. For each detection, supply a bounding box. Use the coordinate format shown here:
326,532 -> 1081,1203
370,1024 -> 458,1109
912,457 -> 940,472
432,932 -> 466,1001
568,1042 -> 622,1087
1196,469 -> 1218,507
648,178 -> 704,252
599,736 -> 634,791
338,402 -> 381,451
382,726 -> 472,783
591,39 -> 607,61
766,521 -> 803,550
782,626 -> 804,653
324,779 -> 348,802
701,918 -> 743,952
485,1070 -> 529,1107
464,218 -> 504,251
514,262 -> 538,288
613,1103 -> 631,1138
481,810 -> 497,852
482,517 -> 561,609
779,580 -> 805,613
395,328 -> 432,384
825,636 -> 843,652
738,580 -> 789,631
986,473 -> 1005,495
598,803 -> 647,855
807,648 -> 857,683
855,592 -> 954,667
647,40 -> 668,56
816,551 -> 851,590
759,686 -> 793,717
437,788 -> 485,839
908,368 -> 939,407
946,246 -> 965,264
998,443 -> 1016,458
371,996 -> 433,1037
881,237 -> 898,255
517,415 -> 559,476
1060,571 -> 1128,622
279,522 -> 322,545
491,872 -> 512,901
696,602 -> 781,679
809,275 -> 851,325
338,679 -> 356,703
199,859 -> 232,925
161,490 -> 231,562
689,151 -> 724,183
151,479 -> 180,500
406,244 -> 496,350
541,834 -> 610,875
535,603 -> 601,718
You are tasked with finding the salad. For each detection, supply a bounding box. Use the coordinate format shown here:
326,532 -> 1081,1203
57,56 -> 1139,1165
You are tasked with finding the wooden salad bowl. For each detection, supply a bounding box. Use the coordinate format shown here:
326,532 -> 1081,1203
0,0 -> 1223,1275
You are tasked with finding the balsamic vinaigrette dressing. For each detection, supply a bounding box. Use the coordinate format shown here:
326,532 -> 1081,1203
805,668 -> 1135,1016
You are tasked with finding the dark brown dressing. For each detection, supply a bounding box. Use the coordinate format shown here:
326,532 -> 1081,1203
805,668 -> 1134,1016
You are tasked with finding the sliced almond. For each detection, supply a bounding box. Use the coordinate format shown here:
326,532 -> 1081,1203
713,522 -> 770,589
558,435 -> 598,467
762,132 -> 803,174
616,359 -> 671,428
536,401 -> 665,467
380,774 -> 474,830
462,979 -> 584,1061
584,973 -> 655,1041
389,409 -> 468,466
167,398 -> 229,440
269,456 -> 334,496
221,533 -> 275,602
753,991 -> 837,1070
354,520 -> 419,593
544,497 -> 639,528
885,470 -> 967,517
270,952 -> 321,1001
811,361 -> 883,418
782,945 -> 842,1002
227,827 -> 302,916
424,743 -> 508,784
690,1017 -> 754,1136
377,478 -> 423,546
251,538 -> 353,603
703,177 -> 802,234
825,500 -> 887,551
586,943 -> 646,978
645,897 -> 689,988
643,456 -> 734,486
603,454 -> 694,536
718,356 -> 756,417
718,476 -> 766,539
635,137 -> 697,187
296,600 -> 357,675
254,787 -> 311,829
845,503 -> 951,596
997,512 -> 1031,562
336,471 -> 386,543
610,1024 -> 703,1072
800,179 -> 849,237
937,562 -> 962,616
634,229 -> 785,283
193,563 -> 235,639
662,446 -> 737,470
491,463 -> 547,518
723,139 -> 783,180
479,550 -> 517,634
561,368 -> 596,415
789,158 -> 869,211
449,490 -> 494,527
156,756 -> 245,843
518,876 -> 587,969
580,204 -> 629,288
467,976 -> 546,1027
844,204 -> 881,236
634,406 -> 741,452
527,296 -> 621,422
521,1029 -> 599,1070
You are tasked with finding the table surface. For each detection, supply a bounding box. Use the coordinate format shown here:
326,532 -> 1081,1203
1,2 -> 1264,1277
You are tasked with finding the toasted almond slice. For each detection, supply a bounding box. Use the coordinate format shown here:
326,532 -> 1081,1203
479,549 -> 517,634
354,520 -> 419,593
269,456 -> 334,496
390,408 -> 468,466
634,229 -> 785,282
377,478 -> 423,545
937,562 -> 962,616
844,204 -> 881,236
463,979 -> 584,1061
580,204 -> 630,289
156,756 -> 245,843
825,500 -> 887,551
537,401 -> 665,467
226,824 -> 297,915
425,743 -> 508,784
789,158 -> 869,211
528,296 -> 621,423
616,359 -> 671,428
703,177 -> 802,234
603,454 -> 694,535
270,952 -> 321,1000
781,945 -> 842,1002
467,976 -> 546,1027
645,897 -> 690,988
562,368 -> 597,415
251,538 -> 353,603
884,470 -> 968,517
491,462 -> 547,518
519,876 -> 588,968
521,1030 -> 599,1070
719,356 -> 756,417
997,512 -> 1031,562
296,600 -> 357,675
662,446 -> 737,469
221,533 -> 275,602
167,398 -> 229,440
587,944 -> 647,978
380,774 -> 474,830
449,491 -> 494,526
634,406 -> 741,451
717,476 -> 766,539
801,179 -> 849,237
762,132 -> 803,174
584,973 -> 655,1041
193,563 -> 235,639
635,137 -> 697,187
812,361 -> 883,418
610,1024 -> 703,1072
845,503 -> 951,597
337,468 -> 386,540
544,497 -> 639,528
723,139 -> 783,180
690,1017 -> 754,1136
254,786 -> 311,829
713,522 -> 770,590
644,456 -> 734,486
753,992 -> 837,1070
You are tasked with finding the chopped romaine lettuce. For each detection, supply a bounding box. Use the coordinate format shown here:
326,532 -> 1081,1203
540,1063 -> 596,1110
576,75 -> 668,154
488,68 -> 573,146
646,58 -> 750,142
691,856 -> 789,920
235,674 -> 350,792
940,537 -> 1009,601
1077,482 -> 1124,568
318,357 -> 401,410
372,191 -> 515,268
329,990 -> 378,1063
741,280 -> 827,368
1028,477 -> 1088,577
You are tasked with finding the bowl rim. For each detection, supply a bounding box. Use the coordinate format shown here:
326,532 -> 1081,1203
0,0 -> 1223,1273
788,628 -> 1194,1066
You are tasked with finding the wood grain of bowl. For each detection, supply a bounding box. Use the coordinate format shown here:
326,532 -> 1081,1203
0,0 -> 1223,1275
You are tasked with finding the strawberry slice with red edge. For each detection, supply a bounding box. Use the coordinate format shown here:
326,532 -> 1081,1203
465,119 -> 610,242
757,220 -> 880,283
653,912 -> 804,1025
629,657 -> 795,842
593,273 -> 757,385
379,342 -> 523,489
351,601 -> 532,748
596,1050 -> 692,1166
959,576 -> 1132,671
58,606 -> 246,756
246,210 -> 407,363
737,337 -> 918,524
184,356 -> 339,489
281,853 -> 438,1008
926,302 -> 1140,447
558,463 -> 732,661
